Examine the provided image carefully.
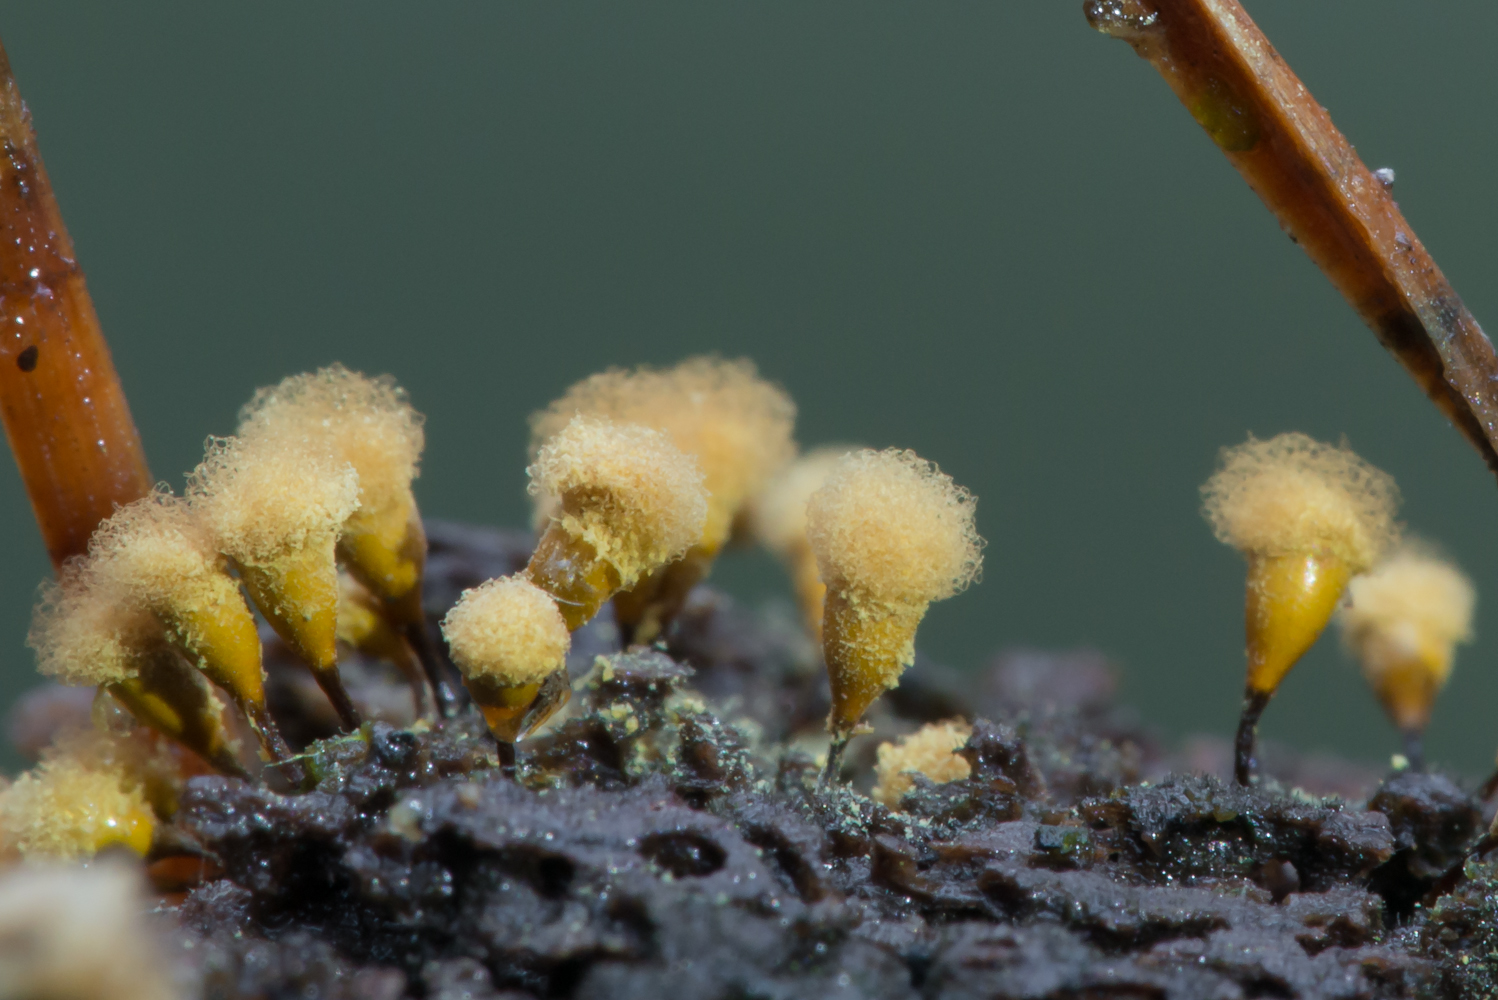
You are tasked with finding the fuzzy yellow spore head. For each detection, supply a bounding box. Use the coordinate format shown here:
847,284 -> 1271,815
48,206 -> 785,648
238,364 -> 424,519
1201,432 -> 1399,573
28,573 -> 155,688
531,357 -> 795,549
873,719 -> 972,808
807,449 -> 983,733
239,365 -> 426,602
528,416 -> 707,587
442,575 -> 571,688
807,448 -> 983,607
85,488 -> 236,617
748,447 -> 853,556
1340,543 -> 1474,730
73,490 -> 266,712
191,432 -> 360,566
0,751 -> 154,860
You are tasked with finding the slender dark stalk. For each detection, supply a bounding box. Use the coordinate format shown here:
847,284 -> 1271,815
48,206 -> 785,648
0,38 -> 152,567
1085,0 -> 1498,479
820,736 -> 849,791
319,675 -> 363,732
245,702 -> 305,786
1400,728 -> 1426,773
494,739 -> 516,778
1233,688 -> 1270,786
404,619 -> 461,719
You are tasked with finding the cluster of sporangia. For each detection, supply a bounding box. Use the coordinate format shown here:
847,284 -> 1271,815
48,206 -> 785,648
0,358 -> 1477,862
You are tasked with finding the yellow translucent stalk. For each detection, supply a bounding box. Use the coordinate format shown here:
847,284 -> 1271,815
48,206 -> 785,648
526,524 -> 622,632
339,498 -> 425,628
1244,550 -> 1350,695
105,651 -> 248,780
236,536 -> 360,730
465,671 -> 572,743
613,542 -> 717,645
822,588 -> 925,738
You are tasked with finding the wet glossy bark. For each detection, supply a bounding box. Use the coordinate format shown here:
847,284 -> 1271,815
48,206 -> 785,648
0,38 -> 150,566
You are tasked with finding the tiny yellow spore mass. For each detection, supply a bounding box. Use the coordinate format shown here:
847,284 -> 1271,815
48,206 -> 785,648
873,720 -> 973,808
444,575 -> 572,689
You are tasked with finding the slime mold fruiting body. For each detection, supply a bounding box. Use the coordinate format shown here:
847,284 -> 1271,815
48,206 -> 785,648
442,574 -> 572,744
237,367 -> 452,713
525,415 -> 707,631
69,491 -> 293,766
530,357 -> 794,643
1201,432 -> 1399,784
191,433 -> 362,730
806,448 -> 983,780
1339,543 -> 1474,768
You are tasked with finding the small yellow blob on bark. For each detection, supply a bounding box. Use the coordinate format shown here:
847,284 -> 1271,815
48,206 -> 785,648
873,720 -> 973,808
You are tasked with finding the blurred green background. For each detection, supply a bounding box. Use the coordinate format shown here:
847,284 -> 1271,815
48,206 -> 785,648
1,3 -> 1495,775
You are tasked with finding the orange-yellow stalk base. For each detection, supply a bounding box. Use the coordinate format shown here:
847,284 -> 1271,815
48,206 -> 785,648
527,524 -> 622,632
1244,551 -> 1349,696
0,42 -> 151,568
822,589 -> 924,737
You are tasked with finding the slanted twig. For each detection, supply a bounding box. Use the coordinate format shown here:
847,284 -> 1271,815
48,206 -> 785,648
1086,0 -> 1498,477
0,38 -> 151,568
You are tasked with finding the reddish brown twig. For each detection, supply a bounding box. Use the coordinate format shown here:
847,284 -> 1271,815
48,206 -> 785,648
1086,0 -> 1498,477
0,38 -> 150,568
